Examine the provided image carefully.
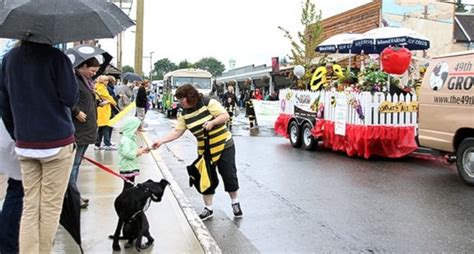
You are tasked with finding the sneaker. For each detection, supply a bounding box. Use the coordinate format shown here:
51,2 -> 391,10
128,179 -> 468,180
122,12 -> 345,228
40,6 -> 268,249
104,145 -> 117,150
80,199 -> 89,209
199,207 -> 213,221
94,145 -> 102,150
232,202 -> 243,217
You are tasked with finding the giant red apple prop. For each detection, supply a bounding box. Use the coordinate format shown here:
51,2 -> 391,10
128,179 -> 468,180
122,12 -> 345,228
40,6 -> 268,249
381,46 -> 412,75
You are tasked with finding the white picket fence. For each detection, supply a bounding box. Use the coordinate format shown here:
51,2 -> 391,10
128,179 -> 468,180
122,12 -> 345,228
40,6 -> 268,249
280,89 -> 418,127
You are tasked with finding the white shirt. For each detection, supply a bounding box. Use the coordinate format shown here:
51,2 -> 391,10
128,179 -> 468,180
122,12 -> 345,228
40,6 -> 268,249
0,118 -> 22,180
15,147 -> 61,159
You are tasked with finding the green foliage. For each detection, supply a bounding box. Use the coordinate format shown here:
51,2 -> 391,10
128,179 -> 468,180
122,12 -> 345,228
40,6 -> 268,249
153,58 -> 177,80
122,65 -> 134,73
178,60 -> 193,69
152,57 -> 225,79
456,0 -> 467,12
278,0 -> 323,89
194,57 -> 226,76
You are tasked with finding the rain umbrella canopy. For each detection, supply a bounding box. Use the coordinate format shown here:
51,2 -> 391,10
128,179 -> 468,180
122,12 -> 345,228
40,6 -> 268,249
60,184 -> 83,253
0,0 -> 134,45
315,33 -> 363,54
121,72 -> 144,82
352,27 -> 430,54
65,44 -> 112,77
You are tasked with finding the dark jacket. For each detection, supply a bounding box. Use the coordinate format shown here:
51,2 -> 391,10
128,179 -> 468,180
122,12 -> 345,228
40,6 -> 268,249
135,86 -> 147,108
0,41 -> 78,148
107,83 -> 119,116
71,72 -> 98,145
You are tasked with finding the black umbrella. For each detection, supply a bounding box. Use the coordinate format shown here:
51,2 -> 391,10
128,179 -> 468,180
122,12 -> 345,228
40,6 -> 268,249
65,44 -> 112,77
60,183 -> 84,253
121,72 -> 144,82
0,0 -> 134,45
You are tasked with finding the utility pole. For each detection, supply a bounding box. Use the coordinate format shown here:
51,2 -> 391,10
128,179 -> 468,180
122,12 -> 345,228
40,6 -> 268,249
111,0 -> 132,70
144,51 -> 154,79
116,0 -> 123,69
149,51 -> 154,79
134,0 -> 144,76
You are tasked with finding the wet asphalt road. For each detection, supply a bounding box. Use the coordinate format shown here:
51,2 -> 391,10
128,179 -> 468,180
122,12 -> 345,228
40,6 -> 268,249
145,109 -> 474,253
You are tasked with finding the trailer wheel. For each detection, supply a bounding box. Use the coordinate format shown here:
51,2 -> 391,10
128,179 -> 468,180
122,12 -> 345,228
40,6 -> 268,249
289,121 -> 302,148
456,138 -> 474,186
301,123 -> 317,151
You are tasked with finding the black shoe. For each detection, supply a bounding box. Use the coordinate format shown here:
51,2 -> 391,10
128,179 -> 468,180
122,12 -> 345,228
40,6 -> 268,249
199,207 -> 213,221
81,197 -> 89,203
232,202 -> 243,218
80,199 -> 89,209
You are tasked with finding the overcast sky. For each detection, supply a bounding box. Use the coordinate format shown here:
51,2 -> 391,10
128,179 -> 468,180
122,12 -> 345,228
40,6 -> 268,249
99,0 -> 472,74
99,0 -> 374,73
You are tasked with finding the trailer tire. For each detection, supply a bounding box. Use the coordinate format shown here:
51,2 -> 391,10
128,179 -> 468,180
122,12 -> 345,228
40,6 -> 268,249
289,121 -> 302,148
456,138 -> 474,186
301,123 -> 317,151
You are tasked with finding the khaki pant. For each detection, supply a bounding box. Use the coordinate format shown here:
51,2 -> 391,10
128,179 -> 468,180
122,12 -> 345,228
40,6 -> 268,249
136,107 -> 146,129
18,144 -> 74,254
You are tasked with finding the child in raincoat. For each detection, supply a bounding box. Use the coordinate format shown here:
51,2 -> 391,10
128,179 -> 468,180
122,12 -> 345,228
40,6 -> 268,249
118,117 -> 149,191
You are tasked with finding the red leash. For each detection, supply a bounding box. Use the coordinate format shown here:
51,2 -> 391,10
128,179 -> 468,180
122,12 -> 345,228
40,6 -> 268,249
81,155 -> 133,184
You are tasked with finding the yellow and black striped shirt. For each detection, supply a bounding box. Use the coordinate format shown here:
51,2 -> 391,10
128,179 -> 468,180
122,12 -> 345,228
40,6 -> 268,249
175,97 -> 232,162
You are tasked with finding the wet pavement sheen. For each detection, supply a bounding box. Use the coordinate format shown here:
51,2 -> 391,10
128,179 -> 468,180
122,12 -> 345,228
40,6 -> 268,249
51,114 -> 205,253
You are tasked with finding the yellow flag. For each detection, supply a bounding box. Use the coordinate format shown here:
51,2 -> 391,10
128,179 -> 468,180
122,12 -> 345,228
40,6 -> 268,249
109,102 -> 136,126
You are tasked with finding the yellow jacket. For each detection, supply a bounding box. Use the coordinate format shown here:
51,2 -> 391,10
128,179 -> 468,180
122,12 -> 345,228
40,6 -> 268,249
95,82 -> 117,127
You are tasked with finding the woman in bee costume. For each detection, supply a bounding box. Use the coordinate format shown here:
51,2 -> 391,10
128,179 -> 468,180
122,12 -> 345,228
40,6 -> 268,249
152,84 -> 243,220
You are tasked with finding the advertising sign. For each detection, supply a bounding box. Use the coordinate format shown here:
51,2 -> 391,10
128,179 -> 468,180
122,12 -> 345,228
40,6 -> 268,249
335,93 -> 348,136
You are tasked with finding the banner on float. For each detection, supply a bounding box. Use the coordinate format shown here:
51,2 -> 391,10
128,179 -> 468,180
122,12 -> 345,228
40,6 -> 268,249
252,100 -> 280,127
335,93 -> 347,136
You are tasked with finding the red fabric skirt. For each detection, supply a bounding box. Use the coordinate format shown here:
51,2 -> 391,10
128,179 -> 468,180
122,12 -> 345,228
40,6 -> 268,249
274,113 -> 292,138
312,119 -> 418,159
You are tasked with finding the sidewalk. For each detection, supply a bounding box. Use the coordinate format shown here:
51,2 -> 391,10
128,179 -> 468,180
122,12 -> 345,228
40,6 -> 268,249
49,114 -> 219,253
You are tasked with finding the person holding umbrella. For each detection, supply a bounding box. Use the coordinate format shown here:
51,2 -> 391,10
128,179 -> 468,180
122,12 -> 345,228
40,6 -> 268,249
70,57 -> 101,209
0,40 -> 78,254
152,84 -> 243,221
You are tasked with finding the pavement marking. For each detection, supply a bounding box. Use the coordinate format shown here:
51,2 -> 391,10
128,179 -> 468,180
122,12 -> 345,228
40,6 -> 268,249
140,133 -> 222,254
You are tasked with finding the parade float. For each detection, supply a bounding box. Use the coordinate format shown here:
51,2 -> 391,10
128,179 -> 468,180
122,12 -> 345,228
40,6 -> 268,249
274,28 -> 430,159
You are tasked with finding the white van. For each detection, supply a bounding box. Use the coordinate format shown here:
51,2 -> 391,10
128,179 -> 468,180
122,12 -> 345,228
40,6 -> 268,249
418,50 -> 474,185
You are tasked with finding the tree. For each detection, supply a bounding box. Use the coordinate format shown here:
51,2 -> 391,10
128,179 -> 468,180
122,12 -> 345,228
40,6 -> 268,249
194,57 -> 226,77
455,0 -> 467,12
278,0 -> 323,88
178,60 -> 193,69
153,58 -> 177,80
122,65 -> 134,73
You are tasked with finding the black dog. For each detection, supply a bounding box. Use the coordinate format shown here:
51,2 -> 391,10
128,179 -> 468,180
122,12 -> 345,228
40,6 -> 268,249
111,179 -> 169,252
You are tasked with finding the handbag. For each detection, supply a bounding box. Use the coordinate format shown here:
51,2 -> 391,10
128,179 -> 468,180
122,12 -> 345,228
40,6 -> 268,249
186,130 -> 219,194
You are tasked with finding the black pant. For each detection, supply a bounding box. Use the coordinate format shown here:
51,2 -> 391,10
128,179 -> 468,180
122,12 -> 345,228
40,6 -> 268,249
0,178 -> 24,253
203,144 -> 239,195
96,126 -> 112,147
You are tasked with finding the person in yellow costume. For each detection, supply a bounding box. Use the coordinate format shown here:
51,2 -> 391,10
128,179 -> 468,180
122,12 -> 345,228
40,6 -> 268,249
94,75 -> 117,150
152,84 -> 243,221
